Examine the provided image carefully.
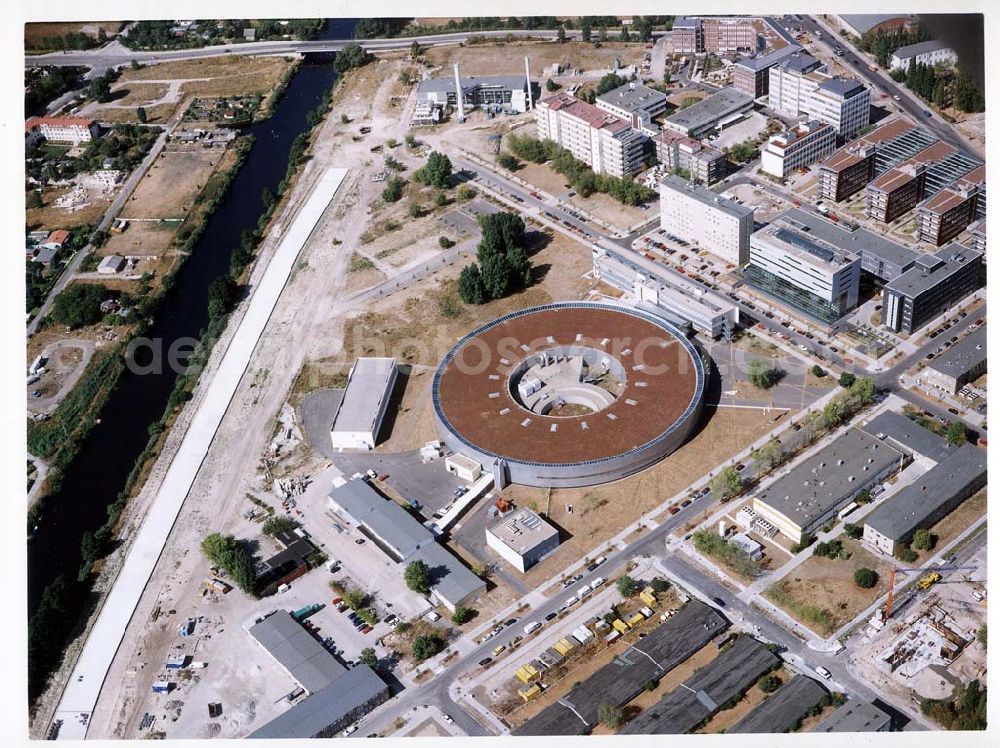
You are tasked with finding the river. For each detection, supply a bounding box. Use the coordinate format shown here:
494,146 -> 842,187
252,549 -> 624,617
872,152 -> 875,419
27,22 -> 356,618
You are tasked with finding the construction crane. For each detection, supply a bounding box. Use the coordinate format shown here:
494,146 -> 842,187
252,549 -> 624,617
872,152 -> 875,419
885,565 -> 976,619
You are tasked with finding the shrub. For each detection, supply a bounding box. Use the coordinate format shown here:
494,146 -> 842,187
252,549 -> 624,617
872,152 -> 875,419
854,567 -> 878,589
843,523 -> 863,540
497,152 -> 520,171
897,546 -> 918,563
912,529 -> 936,551
615,575 -> 639,597
451,605 -> 476,624
412,633 -> 443,661
382,175 -> 405,202
838,371 -> 856,388
597,703 -> 625,729
261,515 -> 299,536
759,674 -> 782,693
438,235 -> 454,249
811,364 -> 827,378
404,559 -> 431,594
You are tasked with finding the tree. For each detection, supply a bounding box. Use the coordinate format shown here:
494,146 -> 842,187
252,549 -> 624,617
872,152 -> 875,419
438,235 -> 454,249
382,175 -> 405,202
136,106 -> 147,123
711,466 -> 743,501
358,647 -> 379,668
404,559 -> 431,594
597,703 -> 625,729
620,25 -> 631,42
451,605 -> 475,624
932,78 -> 949,107
649,577 -> 671,594
497,152 -> 520,170
410,40 -> 423,59
335,42 -> 374,73
822,400 -> 845,428
479,251 -> 512,299
414,151 -> 453,188
759,674 -> 782,693
557,26 -> 566,44
912,529 -> 936,551
26,190 -> 43,209
746,358 -> 777,389
457,263 -> 487,304
811,364 -> 826,378
411,634 -> 443,661
261,515 -> 299,536
616,575 -> 639,597
200,533 -> 258,595
51,283 -> 106,329
843,523 -> 863,540
945,421 -> 967,446
207,275 -> 239,318
838,371 -> 856,388
897,546 -> 918,563
88,73 -> 112,103
545,78 -> 560,92
854,567 -> 878,589
581,22 -> 591,42
976,624 -> 986,648
598,26 -> 607,43
130,58 -> 141,70
261,186 -> 276,211
596,73 -> 625,95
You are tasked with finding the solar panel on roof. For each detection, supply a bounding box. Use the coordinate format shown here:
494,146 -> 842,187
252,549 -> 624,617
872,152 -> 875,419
774,228 -> 836,263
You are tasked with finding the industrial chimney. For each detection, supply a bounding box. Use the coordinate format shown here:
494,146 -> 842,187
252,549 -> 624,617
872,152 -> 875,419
524,55 -> 534,110
453,63 -> 465,122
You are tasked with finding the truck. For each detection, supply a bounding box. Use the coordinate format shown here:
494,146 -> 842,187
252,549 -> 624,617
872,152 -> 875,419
918,572 -> 941,590
524,621 -> 542,635
292,603 -> 322,622
152,681 -> 174,694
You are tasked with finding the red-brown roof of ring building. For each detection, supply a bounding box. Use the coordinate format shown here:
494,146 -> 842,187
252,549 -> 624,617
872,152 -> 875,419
432,302 -> 706,488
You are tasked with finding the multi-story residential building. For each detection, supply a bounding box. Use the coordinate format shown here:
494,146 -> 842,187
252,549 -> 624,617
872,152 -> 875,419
760,120 -> 836,178
659,175 -> 754,266
24,116 -> 99,144
662,87 -> 754,139
654,130 -> 726,185
595,81 -> 668,133
746,217 -> 861,323
535,93 -> 646,178
816,118 -> 924,201
768,53 -> 870,137
671,16 -> 758,54
890,40 -> 958,71
671,17 -> 702,54
881,244 -> 984,334
916,165 -> 985,245
732,43 -> 802,98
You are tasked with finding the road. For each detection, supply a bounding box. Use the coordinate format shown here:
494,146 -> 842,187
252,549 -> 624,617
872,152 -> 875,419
795,15 -> 972,152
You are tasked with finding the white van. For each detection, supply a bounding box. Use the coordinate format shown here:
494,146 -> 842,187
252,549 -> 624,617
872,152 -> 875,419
524,621 -> 542,635
590,577 -> 605,589
815,665 -> 832,679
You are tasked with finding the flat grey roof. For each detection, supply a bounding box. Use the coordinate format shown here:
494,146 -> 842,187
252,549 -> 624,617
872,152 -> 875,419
664,88 -> 753,133
839,14 -> 912,35
248,611 -> 346,694
884,243 -> 982,299
248,665 -> 388,738
330,357 -> 396,435
893,40 -> 953,59
409,541 -> 485,607
756,429 -> 903,530
927,325 -> 986,380
860,410 -> 957,463
817,77 -> 866,99
661,174 -> 754,219
416,75 -> 528,95
729,674 -> 829,734
754,220 -> 859,268
673,17 -> 700,29
864,443 -> 986,542
328,479 -> 429,560
779,52 -> 822,74
736,43 -> 803,72
514,601 -> 729,735
487,508 -> 558,554
778,208 -> 918,270
813,699 -> 892,732
596,82 -> 667,113
620,637 -> 780,734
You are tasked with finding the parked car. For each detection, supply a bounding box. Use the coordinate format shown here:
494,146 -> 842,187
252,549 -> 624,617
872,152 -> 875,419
442,714 -> 454,724
545,612 -> 558,622
478,657 -> 492,667
815,665 -> 832,679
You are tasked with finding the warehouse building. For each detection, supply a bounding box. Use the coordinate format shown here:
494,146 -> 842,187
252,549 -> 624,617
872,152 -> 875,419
416,74 -> 533,113
620,637 -> 780,734
515,601 -> 729,735
729,675 -> 828,734
653,130 -> 726,185
760,120 -> 836,179
746,216 -> 861,323
813,699 -> 892,732
535,93 -> 646,177
920,326 -> 987,395
881,244 -> 984,334
732,43 -> 803,98
860,410 -> 958,463
486,507 -> 559,572
659,175 -> 754,266
753,429 -> 904,544
595,81 -> 668,132
916,165 -> 985,246
662,88 -> 755,139
890,40 -> 957,71
592,246 -> 740,339
862,443 -> 987,555
328,478 -> 485,611
329,357 -> 398,451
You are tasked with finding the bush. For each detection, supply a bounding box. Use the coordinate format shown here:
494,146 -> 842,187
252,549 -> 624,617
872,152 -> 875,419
51,283 -> 107,329
404,559 -> 431,594
597,703 -> 625,729
615,575 -> 639,597
438,235 -> 454,249
451,605 -> 476,624
811,364 -> 827,378
759,674 -> 782,693
844,523 -> 863,540
412,633 -> 444,661
261,515 -> 299,536
854,567 -> 878,589
838,371 -> 857,388
497,152 -> 520,171
382,175 -> 406,203
912,529 -> 936,551
897,546 -> 918,563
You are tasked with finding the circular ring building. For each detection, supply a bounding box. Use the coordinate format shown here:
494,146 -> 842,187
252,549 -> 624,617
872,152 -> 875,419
432,302 -> 706,488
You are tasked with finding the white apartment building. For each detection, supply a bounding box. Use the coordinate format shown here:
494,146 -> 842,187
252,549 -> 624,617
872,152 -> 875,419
768,53 -> 871,138
659,175 -> 754,266
24,116 -> 99,144
535,93 -> 646,178
760,120 -> 836,178
746,217 -> 861,323
890,40 -> 958,71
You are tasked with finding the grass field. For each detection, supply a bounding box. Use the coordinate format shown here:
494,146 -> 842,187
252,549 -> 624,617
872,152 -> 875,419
26,187 -> 111,231
24,21 -> 121,49
123,149 -> 226,219
764,537 -> 892,637
103,82 -> 170,107
125,56 -> 295,98
912,486 -> 986,565
424,40 -> 645,76
100,221 -> 177,259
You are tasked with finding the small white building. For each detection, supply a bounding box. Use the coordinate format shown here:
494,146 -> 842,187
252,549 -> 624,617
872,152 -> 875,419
485,508 -> 560,573
97,254 -> 126,274
329,357 -> 398,451
445,453 -> 482,482
890,40 -> 957,71
729,532 -> 764,561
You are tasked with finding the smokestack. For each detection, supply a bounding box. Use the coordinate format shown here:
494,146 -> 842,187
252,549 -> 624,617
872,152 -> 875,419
453,63 -> 465,122
525,55 -> 534,110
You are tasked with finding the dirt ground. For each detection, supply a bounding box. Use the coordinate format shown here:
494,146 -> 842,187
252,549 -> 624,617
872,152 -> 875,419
102,82 -> 171,108
30,344 -> 84,398
24,21 -> 121,48
125,56 -> 295,98
100,221 -> 177,258
93,103 -> 178,125
911,487 -> 986,566
126,149 -> 226,219
424,40 -> 645,76
764,537 -> 893,637
26,187 -> 112,231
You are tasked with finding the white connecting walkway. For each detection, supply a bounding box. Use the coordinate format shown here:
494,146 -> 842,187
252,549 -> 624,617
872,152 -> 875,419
52,168 -> 349,739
